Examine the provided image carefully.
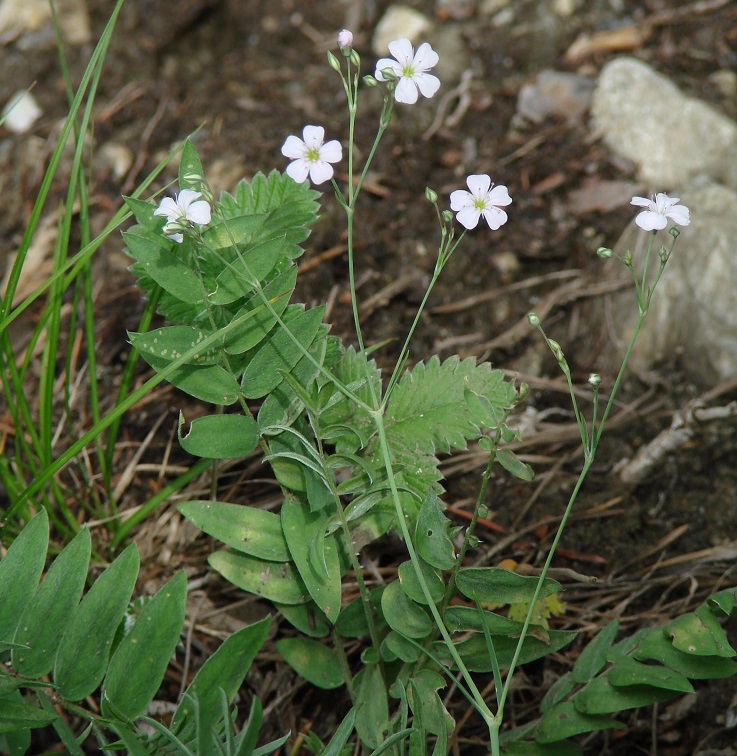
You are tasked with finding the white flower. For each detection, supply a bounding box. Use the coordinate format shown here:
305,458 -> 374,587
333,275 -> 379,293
281,125 -> 342,185
375,38 -> 440,105
338,29 -> 353,50
153,189 -> 211,243
631,193 -> 690,231
450,175 -> 512,230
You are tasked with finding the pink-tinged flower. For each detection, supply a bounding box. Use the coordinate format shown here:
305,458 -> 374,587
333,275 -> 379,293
450,175 -> 512,230
338,29 -> 353,50
375,38 -> 440,105
631,193 -> 690,231
281,125 -> 342,185
154,189 -> 211,243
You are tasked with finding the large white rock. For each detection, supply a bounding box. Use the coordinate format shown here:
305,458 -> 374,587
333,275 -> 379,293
592,58 -> 737,189
372,5 -> 433,56
600,179 -> 737,386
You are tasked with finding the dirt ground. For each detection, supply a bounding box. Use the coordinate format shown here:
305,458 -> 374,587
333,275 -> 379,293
2,0 -> 737,753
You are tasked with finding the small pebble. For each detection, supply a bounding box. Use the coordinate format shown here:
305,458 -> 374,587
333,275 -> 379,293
2,90 -> 42,133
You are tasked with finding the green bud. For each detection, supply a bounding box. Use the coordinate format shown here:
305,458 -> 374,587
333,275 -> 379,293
623,250 -> 633,267
425,187 -> 438,204
467,535 -> 480,549
527,312 -> 540,327
327,50 -> 341,72
669,226 -> 680,238
379,67 -> 397,82
596,246 -> 613,259
478,503 -> 490,519
441,210 -> 453,223
517,381 -> 529,401
547,339 -> 566,365
659,245 -> 669,263
363,74 -> 378,87
349,49 -> 360,67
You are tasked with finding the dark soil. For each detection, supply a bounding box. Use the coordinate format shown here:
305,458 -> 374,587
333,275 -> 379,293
2,0 -> 737,753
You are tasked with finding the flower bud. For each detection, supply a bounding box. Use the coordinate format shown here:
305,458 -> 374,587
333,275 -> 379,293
527,312 -> 540,327
425,187 -> 438,204
349,49 -> 360,67
547,339 -> 566,365
379,66 -> 397,82
327,50 -> 341,72
337,29 -> 353,50
588,373 -> 601,389
659,245 -> 668,263
669,226 -> 680,238
596,246 -> 613,259
623,250 -> 633,267
363,74 -> 378,87
441,209 -> 453,223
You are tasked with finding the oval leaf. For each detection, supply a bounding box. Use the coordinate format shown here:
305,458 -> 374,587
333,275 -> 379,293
415,493 -> 456,571
276,638 -> 344,689
455,567 -> 562,606
496,448 -> 534,481
178,412 -> 258,459
572,620 -> 619,685
381,580 -> 433,639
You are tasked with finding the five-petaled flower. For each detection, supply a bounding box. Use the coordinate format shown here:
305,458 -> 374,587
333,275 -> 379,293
450,175 -> 512,230
281,125 -> 342,185
154,189 -> 212,243
375,38 -> 440,105
631,193 -> 690,231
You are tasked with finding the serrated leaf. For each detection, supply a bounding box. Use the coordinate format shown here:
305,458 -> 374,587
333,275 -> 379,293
242,305 -> 326,399
455,567 -> 562,606
12,527 -> 91,677
385,356 -> 516,456
54,544 -> 140,701
208,550 -> 308,605
178,412 -> 258,459
415,493 -> 456,570
537,701 -> 623,744
178,500 -> 290,562
172,616 -> 271,734
0,510 -> 48,643
381,580 -> 432,639
572,620 -> 619,684
103,571 -> 187,719
276,638 -> 344,689
281,496 -> 341,623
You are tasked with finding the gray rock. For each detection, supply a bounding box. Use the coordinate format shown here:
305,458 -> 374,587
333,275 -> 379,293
592,58 -> 737,189
599,179 -> 737,386
517,69 -> 594,124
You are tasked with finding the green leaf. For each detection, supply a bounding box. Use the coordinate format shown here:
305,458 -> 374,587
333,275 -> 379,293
539,672 -> 577,715
281,496 -> 342,623
225,267 -> 298,355
443,606 -> 526,635
407,670 -> 454,737
708,588 -> 737,617
242,305 -> 326,399
353,663 -> 389,750
382,630 -> 422,663
54,544 -> 140,701
322,706 -> 356,756
102,571 -> 187,719
172,616 -> 271,734
455,567 -> 562,606
129,326 -> 222,366
123,230 -> 204,304
574,674 -> 678,715
208,550 -> 308,605
635,628 -> 737,679
0,510 -> 48,643
381,580 -> 433,639
496,448 -> 534,481
276,638 -> 344,690
665,606 -> 736,657
235,696 -> 263,756
178,412 -> 258,459
178,140 -> 204,189
571,620 -> 619,684
385,356 -> 516,456
415,493 -> 456,570
335,586 -> 387,639
0,695 -> 58,733
276,602 -> 330,638
607,656 -> 693,693
398,559 -> 445,606
201,214 -> 269,250
209,233 -> 284,301
179,500 -> 290,562
12,527 -> 91,677
537,701 -> 623,744
124,196 -> 161,231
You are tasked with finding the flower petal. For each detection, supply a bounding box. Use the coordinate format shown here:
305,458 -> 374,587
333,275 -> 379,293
414,72 -> 440,99
481,206 -> 508,230
302,125 -> 325,149
395,77 -> 419,104
309,160 -> 335,185
186,200 -> 211,225
387,38 -> 413,65
667,204 -> 690,226
412,42 -> 439,72
177,189 -> 202,209
466,174 -> 491,196
449,189 -> 472,211
488,184 -> 512,206
282,135 -> 306,159
154,197 -> 179,219
630,195 -> 653,208
320,139 -> 343,164
456,206 -> 481,229
286,159 -> 310,183
635,210 -> 668,231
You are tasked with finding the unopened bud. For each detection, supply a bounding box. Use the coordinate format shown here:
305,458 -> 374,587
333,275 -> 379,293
527,312 -> 540,327
327,50 -> 341,72
659,245 -> 668,263
425,187 -> 438,204
588,373 -> 601,389
596,246 -> 613,259
441,209 -> 453,223
349,49 -> 360,67
337,29 -> 353,50
363,74 -> 378,87
380,67 -> 397,82
547,339 -> 566,366
623,250 -> 633,267
669,226 -> 680,238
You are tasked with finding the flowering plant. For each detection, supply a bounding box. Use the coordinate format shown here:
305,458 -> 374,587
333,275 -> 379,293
117,30 -> 734,756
